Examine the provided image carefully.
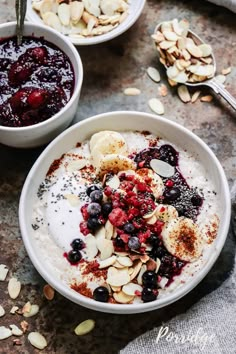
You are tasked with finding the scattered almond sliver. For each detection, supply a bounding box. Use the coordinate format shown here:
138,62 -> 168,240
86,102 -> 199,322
177,85 -> 191,103
0,264 -> 9,281
23,304 -> 39,318
10,324 -> 23,336
147,67 -> 161,82
20,321 -> 29,333
158,84 -> 168,97
148,98 -> 165,115
8,278 -> 21,299
200,95 -> 213,102
28,332 -> 47,350
43,284 -> 55,300
123,88 -> 141,96
0,305 -> 5,317
221,67 -> 231,75
215,75 -> 226,85
191,90 -> 201,103
0,326 -> 12,340
74,319 -> 95,336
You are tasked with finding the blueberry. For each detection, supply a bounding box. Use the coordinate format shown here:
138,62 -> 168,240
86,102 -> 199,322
71,238 -> 84,251
123,222 -> 135,234
87,203 -> 101,216
90,190 -> 103,203
93,286 -> 109,302
176,205 -> 186,216
191,195 -> 202,206
101,202 -> 113,217
67,250 -> 82,264
87,217 -> 101,231
142,271 -> 157,288
86,185 -> 100,196
163,187 -> 181,201
159,144 -> 178,166
115,235 -> 125,248
151,246 -> 166,259
141,288 -> 158,302
147,234 -> 159,246
128,237 -> 140,250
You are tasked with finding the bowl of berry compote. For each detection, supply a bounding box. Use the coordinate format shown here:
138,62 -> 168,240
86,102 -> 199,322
0,22 -> 83,148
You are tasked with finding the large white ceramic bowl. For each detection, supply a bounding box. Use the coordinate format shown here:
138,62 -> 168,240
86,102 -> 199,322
19,111 -> 231,314
0,22 -> 83,148
26,0 -> 146,46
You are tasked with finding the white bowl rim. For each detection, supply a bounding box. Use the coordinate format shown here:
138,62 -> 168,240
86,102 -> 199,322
26,0 -> 146,46
19,111 -> 231,314
0,21 -> 83,132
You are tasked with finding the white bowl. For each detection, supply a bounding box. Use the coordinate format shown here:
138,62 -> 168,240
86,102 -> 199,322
19,111 -> 231,314
26,0 -> 146,46
0,22 -> 83,148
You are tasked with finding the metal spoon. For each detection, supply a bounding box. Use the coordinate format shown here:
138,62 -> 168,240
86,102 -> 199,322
16,0 -> 27,45
155,23 -> 236,110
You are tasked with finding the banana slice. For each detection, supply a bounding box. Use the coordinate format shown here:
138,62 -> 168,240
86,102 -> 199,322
135,168 -> 164,198
97,154 -> 136,176
155,204 -> 178,222
90,131 -> 127,155
161,217 -> 203,262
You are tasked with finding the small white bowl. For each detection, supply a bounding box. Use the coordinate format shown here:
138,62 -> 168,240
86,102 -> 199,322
19,111 -> 231,314
0,22 -> 83,148
26,0 -> 146,46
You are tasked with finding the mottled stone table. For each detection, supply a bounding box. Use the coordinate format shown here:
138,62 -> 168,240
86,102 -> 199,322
0,1 -> 236,353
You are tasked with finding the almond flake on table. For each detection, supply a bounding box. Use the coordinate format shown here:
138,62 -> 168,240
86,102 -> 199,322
191,90 -> 201,103
10,324 -> 23,336
0,264 -> 9,281
221,67 -> 231,75
0,305 -> 5,317
148,98 -> 165,115
8,278 -> 21,299
147,67 -> 161,82
20,321 -> 29,333
123,88 -> 141,96
74,319 -> 95,336
177,85 -> 191,103
215,74 -> 226,85
200,95 -> 213,102
0,326 -> 12,340
28,332 -> 47,350
158,84 -> 168,96
23,304 -> 39,318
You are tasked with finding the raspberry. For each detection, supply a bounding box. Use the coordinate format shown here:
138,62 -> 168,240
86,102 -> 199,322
79,221 -> 90,236
9,89 -> 28,110
29,46 -> 48,63
136,182 -> 147,192
120,233 -> 130,243
165,179 -> 174,188
27,89 -> 48,109
108,207 -> 128,227
138,230 -> 151,243
104,186 -> 112,196
152,220 -> 164,234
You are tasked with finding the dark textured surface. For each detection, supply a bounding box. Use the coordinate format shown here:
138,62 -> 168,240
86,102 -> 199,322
0,0 -> 235,353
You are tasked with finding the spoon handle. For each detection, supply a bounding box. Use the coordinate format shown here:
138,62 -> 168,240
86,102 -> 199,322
16,0 -> 27,46
207,79 -> 236,111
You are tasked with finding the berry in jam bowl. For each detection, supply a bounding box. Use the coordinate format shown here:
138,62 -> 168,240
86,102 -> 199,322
0,22 -> 83,148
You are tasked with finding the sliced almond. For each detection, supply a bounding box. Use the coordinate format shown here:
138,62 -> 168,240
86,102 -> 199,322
158,276 -> 169,289
104,219 -> 114,240
155,258 -> 161,273
166,65 -> 179,79
43,284 -> 55,300
10,325 -> 23,337
107,267 -> 130,287
195,64 -> 214,77
106,174 -> 120,189
114,251 -> 129,257
168,78 -> 178,86
28,332 -> 47,350
177,37 -> 186,50
74,319 -> 95,336
8,278 -> 21,299
39,0 -> 53,17
200,57 -> 212,64
172,71 -> 188,83
158,84 -> 168,97
146,214 -> 157,225
140,254 -> 150,263
95,226 -> 106,242
22,301 -> 31,314
191,90 -> 201,103
159,40 -> 176,50
96,239 -> 113,260
117,256 -> 133,267
130,260 -> 142,281
161,21 -> 172,33
147,67 -> 161,82
99,255 -> 117,269
198,43 -> 212,57
58,3 -> 70,26
200,95 -> 213,102
122,283 -> 143,296
42,12 -> 62,32
177,85 -> 191,103
70,1 -> 84,24
0,264 -> 9,281
137,264 -> 147,285
0,326 -> 12,340
113,260 -> 125,269
85,234 -> 98,260
20,321 -> 29,333
148,98 -> 165,115
110,285 -> 121,292
10,306 -> 19,314
23,305 -> 39,318
123,87 -> 141,96
163,30 -> 179,41
160,57 -> 167,66
172,18 -> 183,36
150,159 -> 175,178
146,258 -> 157,271
66,159 -> 87,172
152,31 -> 165,43
0,305 -> 5,317
221,67 -> 231,75
113,291 -> 134,304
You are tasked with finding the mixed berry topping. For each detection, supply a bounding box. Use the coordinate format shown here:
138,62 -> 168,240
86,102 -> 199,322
0,36 -> 74,127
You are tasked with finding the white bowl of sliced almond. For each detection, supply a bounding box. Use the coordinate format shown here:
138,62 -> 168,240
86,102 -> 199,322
19,111 -> 230,313
26,0 -> 146,45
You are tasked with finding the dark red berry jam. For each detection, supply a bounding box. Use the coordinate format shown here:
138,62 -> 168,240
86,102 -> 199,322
0,36 -> 75,127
